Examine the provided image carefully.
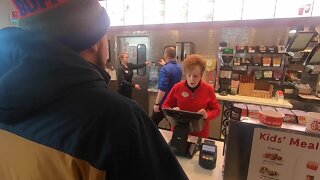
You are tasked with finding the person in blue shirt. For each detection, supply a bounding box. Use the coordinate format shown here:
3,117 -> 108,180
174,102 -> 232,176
151,46 -> 182,126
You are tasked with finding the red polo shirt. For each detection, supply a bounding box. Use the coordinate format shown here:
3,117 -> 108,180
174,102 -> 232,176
162,80 -> 221,138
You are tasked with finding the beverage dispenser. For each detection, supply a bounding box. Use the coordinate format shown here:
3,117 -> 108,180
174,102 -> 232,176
176,42 -> 183,61
218,47 -> 234,95
175,42 -> 194,61
183,42 -> 194,60
219,67 -> 232,96
148,63 -> 159,90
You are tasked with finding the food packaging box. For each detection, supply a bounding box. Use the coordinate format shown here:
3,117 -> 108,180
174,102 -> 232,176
305,112 -> 320,134
260,106 -> 277,111
275,108 -> 297,124
233,103 -> 248,117
247,104 -> 261,119
259,110 -> 285,127
292,110 -> 308,125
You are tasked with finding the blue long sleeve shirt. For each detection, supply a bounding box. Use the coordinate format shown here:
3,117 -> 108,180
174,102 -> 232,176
158,60 -> 182,105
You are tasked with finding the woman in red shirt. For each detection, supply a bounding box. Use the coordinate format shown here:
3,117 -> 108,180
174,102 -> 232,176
162,54 -> 221,138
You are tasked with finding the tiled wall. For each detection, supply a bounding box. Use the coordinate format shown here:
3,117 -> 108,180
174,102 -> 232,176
107,26 -> 289,67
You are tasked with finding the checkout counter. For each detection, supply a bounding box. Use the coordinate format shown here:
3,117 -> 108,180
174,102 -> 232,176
224,119 -> 320,180
160,129 -> 224,180
149,89 -> 293,139
159,109 -> 224,179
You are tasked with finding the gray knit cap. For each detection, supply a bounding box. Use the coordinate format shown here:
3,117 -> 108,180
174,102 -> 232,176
12,0 -> 110,52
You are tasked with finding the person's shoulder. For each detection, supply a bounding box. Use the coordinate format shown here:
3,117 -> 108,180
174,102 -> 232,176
92,89 -> 148,126
100,89 -> 137,107
176,80 -> 185,86
127,63 -> 135,67
117,65 -> 126,72
173,81 -> 185,89
159,66 -> 168,73
201,81 -> 215,91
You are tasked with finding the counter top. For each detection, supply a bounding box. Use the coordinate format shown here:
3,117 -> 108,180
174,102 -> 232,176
160,129 -> 224,180
240,117 -> 306,132
147,88 -> 158,93
148,88 -> 293,108
216,94 -> 293,108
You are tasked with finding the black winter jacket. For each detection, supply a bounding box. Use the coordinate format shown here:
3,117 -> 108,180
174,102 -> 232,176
0,27 -> 188,180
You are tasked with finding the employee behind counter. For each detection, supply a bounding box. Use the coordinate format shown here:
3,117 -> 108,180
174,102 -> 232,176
162,54 -> 221,138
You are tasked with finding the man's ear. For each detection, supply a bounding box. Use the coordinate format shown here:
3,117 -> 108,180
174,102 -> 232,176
91,43 -> 99,53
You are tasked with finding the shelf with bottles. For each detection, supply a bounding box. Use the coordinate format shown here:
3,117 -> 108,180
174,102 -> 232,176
235,45 -> 286,54
252,69 -> 283,81
233,54 -> 283,67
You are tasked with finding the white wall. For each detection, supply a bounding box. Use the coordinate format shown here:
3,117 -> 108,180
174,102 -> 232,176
0,0 -> 15,28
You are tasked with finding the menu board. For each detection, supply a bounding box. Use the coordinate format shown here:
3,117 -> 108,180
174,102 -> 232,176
242,0 -> 276,20
187,0 -> 214,22
248,128 -> 320,180
144,0 -> 165,24
106,0 -> 124,26
164,0 -> 188,24
123,0 -> 143,25
275,0 -> 313,18
213,0 -> 243,21
312,0 -> 320,16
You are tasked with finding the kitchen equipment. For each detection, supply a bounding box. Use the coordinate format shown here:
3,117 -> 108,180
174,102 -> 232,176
175,42 -> 183,61
315,74 -> 320,97
219,67 -> 232,96
162,108 -> 204,158
175,42 -> 194,61
148,63 -> 159,89
199,140 -> 217,170
183,42 -> 194,60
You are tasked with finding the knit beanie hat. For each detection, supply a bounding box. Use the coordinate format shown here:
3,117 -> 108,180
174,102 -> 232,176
12,0 -> 110,52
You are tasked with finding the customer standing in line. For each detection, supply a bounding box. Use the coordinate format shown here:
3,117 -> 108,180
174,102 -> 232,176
162,54 -> 221,138
117,52 -> 151,99
0,0 -> 188,179
151,46 -> 182,126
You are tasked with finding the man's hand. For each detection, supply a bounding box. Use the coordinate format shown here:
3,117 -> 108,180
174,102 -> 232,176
154,104 -> 160,112
134,84 -> 141,90
159,59 -> 166,66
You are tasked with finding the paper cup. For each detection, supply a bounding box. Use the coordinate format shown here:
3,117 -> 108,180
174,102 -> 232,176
305,112 -> 320,134
259,110 -> 285,127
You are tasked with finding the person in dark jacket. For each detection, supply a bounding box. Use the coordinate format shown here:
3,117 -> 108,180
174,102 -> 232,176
0,0 -> 188,180
117,52 -> 151,99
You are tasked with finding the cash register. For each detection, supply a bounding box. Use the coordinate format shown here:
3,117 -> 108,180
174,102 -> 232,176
162,108 -> 204,158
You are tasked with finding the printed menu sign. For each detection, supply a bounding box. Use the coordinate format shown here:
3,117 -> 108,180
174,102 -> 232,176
248,128 -> 320,180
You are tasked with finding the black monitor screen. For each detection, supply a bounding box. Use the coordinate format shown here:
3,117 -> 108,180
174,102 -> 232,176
163,108 -> 203,123
162,108 -> 204,132
308,45 -> 320,65
286,32 -> 316,52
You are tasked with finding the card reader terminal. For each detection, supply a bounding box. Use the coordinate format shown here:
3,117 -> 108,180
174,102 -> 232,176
199,139 -> 217,170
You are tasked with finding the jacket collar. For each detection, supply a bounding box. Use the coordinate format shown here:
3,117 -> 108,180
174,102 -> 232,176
183,80 -> 203,93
